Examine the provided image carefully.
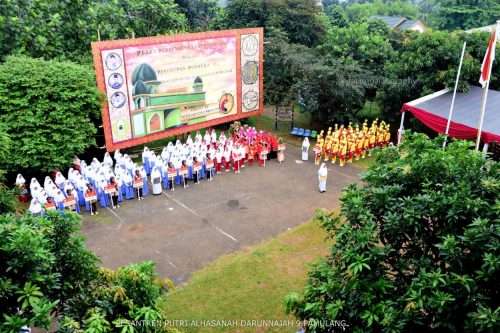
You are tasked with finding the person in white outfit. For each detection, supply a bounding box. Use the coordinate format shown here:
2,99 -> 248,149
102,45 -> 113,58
302,137 -> 310,161
318,163 -> 327,193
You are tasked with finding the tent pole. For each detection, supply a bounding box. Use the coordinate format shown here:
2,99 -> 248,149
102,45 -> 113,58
397,111 -> 405,146
443,42 -> 466,148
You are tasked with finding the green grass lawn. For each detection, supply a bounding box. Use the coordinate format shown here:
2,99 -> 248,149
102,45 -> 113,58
161,214 -> 335,333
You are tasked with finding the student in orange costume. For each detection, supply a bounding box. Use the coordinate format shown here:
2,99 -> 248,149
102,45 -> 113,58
348,138 -> 356,163
331,138 -> 339,164
339,140 -> 347,167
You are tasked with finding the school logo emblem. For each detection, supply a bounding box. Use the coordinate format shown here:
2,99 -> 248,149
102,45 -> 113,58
219,93 -> 234,114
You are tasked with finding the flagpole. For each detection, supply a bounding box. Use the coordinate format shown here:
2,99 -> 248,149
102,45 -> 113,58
476,21 -> 499,150
443,42 -> 466,148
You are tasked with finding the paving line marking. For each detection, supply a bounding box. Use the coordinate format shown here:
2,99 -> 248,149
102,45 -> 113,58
162,191 -> 238,242
106,206 -> 125,230
215,227 -> 238,242
162,191 -> 199,216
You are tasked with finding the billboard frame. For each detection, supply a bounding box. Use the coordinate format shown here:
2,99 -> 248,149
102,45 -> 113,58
91,28 -> 264,152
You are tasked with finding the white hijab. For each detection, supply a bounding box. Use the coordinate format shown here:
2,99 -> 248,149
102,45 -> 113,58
29,199 -> 42,214
151,167 -> 161,181
104,152 -> 114,167
30,178 -> 40,191
16,174 -> 26,185
318,163 -> 328,177
302,137 -> 310,148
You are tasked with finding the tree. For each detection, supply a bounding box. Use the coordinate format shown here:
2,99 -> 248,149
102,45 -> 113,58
319,21 -> 394,73
264,37 -> 372,123
286,133 -> 500,332
0,0 -> 188,63
324,4 -> 349,28
0,128 -> 15,215
0,212 -> 97,332
428,0 -> 500,31
91,0 -> 188,41
377,30 -> 483,122
0,212 -> 174,332
345,0 -> 418,22
0,56 -> 102,172
225,0 -> 327,47
175,0 -> 221,31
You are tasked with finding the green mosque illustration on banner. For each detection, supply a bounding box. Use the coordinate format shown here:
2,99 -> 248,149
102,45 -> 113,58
130,63 -> 207,138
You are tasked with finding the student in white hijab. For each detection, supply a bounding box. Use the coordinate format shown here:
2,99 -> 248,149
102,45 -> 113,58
30,178 -> 40,192
55,172 -> 66,190
16,174 -> 26,186
103,152 -> 114,167
139,166 -> 148,196
142,147 -> 151,174
114,149 -> 122,163
28,199 -> 43,215
186,134 -> 193,146
211,129 -> 217,147
91,157 -> 101,171
161,147 -> 169,162
318,163 -> 328,193
151,167 -> 162,195
302,137 -> 310,161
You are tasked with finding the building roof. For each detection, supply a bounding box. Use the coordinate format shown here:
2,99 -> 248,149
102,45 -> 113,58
371,15 -> 406,28
398,19 -> 418,30
371,15 -> 424,31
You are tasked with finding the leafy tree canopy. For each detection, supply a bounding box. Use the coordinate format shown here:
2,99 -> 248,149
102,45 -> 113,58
428,0 -> 500,31
0,212 -> 173,332
224,0 -> 327,47
286,133 -> 500,332
0,56 -> 103,172
0,0 -> 188,63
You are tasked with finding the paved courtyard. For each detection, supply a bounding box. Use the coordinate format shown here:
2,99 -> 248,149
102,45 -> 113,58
81,145 -> 363,284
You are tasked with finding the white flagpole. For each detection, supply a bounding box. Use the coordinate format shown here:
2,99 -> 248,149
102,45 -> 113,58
476,21 -> 499,150
443,42 -> 466,148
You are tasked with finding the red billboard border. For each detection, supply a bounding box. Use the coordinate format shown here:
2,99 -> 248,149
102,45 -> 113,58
91,28 -> 264,152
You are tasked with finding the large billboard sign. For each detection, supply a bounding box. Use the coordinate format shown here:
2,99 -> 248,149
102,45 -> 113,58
91,28 -> 263,151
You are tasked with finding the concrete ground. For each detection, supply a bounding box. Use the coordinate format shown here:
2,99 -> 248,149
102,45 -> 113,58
81,145 -> 362,284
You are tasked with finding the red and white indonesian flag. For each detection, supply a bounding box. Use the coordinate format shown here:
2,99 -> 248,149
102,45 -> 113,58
479,24 -> 498,88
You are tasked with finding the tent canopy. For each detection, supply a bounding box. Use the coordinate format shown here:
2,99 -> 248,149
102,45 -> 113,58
401,86 -> 500,143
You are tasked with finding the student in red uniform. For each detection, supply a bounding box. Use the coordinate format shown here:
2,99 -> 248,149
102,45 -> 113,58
247,143 -> 255,166
86,183 -> 98,215
134,170 -> 144,200
109,177 -> 120,208
232,144 -> 240,173
215,147 -> 223,174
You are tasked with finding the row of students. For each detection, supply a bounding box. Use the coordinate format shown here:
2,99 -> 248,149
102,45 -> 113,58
19,130 -> 280,216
